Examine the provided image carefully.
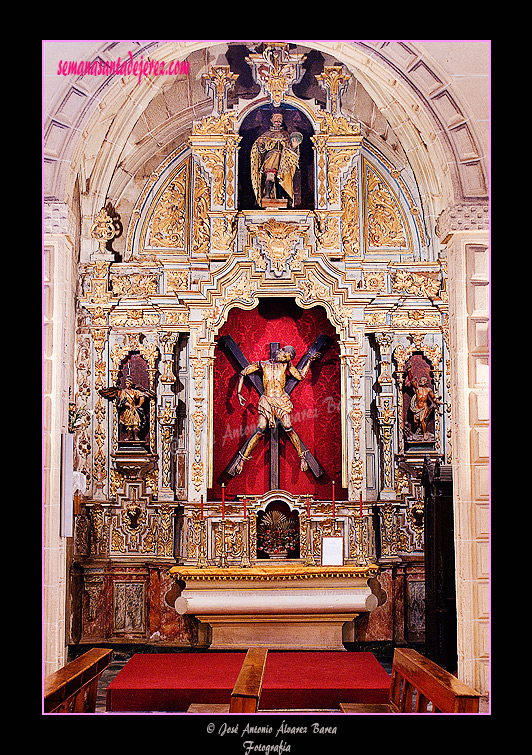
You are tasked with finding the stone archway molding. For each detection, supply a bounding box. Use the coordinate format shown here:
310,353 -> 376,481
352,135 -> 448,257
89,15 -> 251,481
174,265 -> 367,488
45,40 -> 487,229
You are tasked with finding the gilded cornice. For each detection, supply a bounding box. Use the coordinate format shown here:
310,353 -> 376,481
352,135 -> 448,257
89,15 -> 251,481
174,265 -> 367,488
168,563 -> 380,582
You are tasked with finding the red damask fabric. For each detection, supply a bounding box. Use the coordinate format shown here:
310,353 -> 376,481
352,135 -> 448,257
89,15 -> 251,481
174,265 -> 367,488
208,299 -> 346,501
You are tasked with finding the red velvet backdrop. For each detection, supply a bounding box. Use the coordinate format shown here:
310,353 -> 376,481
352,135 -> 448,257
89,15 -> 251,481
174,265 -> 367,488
208,298 -> 346,501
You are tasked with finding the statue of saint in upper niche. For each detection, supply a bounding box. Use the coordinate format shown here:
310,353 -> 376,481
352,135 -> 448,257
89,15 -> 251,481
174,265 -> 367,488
250,112 -> 302,208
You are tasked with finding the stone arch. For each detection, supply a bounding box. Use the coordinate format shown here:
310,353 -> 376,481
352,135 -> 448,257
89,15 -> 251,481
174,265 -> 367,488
43,40 -> 489,697
45,40 -> 487,238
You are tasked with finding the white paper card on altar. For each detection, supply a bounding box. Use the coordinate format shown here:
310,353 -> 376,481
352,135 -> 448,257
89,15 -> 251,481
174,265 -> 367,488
321,536 -> 344,566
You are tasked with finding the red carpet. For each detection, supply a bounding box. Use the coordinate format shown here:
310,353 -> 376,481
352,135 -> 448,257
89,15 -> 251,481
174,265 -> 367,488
106,652 -> 390,712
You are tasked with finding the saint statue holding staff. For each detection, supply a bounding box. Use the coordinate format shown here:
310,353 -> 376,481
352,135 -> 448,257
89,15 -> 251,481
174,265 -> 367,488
250,112 -> 302,207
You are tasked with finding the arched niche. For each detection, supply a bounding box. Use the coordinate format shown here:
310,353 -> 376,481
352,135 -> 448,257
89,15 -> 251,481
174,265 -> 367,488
237,102 -> 315,210
402,353 -> 438,447
208,296 -> 344,501
257,500 -> 300,559
115,353 -> 152,448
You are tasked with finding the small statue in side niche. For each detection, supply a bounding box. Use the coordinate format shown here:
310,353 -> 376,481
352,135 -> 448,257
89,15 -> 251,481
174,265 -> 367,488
405,368 -> 441,441
100,378 -> 155,442
250,112 -> 302,207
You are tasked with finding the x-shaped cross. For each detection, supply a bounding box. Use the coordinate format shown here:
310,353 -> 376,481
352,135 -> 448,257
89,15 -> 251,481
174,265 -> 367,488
218,333 -> 333,489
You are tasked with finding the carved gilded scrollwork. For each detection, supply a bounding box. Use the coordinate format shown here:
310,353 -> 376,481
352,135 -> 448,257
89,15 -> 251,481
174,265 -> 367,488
157,504 -> 174,558
201,65 -> 238,115
246,43 -> 305,106
109,481 -> 164,556
192,169 -> 210,255
224,136 -> 239,210
194,147 -> 226,206
349,516 -> 370,566
158,398 -> 175,491
149,165 -> 188,248
365,311 -> 387,327
315,66 -> 350,115
192,112 -> 236,136
84,261 -> 112,306
91,328 -> 109,497
366,166 -> 407,248
378,503 -> 399,558
166,270 -> 189,291
362,271 -> 386,291
74,332 -> 92,480
346,352 -> 365,396
110,310 -> 160,328
326,148 -> 354,205
349,405 -> 364,455
191,409 -> 206,458
313,134 -> 327,208
316,112 -> 360,137
214,521 -> 244,561
314,212 -> 341,250
391,310 -> 441,330
350,457 -> 363,492
341,170 -> 360,256
111,274 -> 158,298
89,502 -> 107,555
211,215 -> 237,252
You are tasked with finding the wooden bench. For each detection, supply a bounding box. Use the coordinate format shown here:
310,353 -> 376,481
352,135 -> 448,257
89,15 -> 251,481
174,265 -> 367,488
187,647 -> 268,714
340,648 -> 480,714
44,648 -> 113,713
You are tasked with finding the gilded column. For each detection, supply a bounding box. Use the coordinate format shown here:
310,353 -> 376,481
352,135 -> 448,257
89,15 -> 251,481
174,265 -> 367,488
375,331 -> 396,500
187,335 -> 208,503
157,331 -> 178,501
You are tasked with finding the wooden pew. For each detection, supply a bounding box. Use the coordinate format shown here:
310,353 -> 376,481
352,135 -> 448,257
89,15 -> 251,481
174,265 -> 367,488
340,648 -> 480,714
187,647 -> 268,714
44,647 -> 113,713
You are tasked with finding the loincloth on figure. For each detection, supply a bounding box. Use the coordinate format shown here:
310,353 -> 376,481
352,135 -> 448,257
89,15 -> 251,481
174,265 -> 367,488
257,393 -> 293,428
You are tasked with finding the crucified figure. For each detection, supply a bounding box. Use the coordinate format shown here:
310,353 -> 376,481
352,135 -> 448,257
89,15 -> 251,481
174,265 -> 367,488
235,345 -> 320,474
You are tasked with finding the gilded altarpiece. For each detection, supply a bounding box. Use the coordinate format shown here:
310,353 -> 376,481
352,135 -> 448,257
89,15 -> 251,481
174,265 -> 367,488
71,45 -> 451,650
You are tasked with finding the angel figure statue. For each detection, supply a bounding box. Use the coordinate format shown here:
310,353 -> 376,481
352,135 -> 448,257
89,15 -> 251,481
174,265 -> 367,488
100,377 -> 155,442
250,112 -> 302,207
405,368 -> 441,441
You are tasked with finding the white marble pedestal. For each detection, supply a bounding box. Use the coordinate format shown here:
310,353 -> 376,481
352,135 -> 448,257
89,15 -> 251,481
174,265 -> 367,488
170,564 -> 380,651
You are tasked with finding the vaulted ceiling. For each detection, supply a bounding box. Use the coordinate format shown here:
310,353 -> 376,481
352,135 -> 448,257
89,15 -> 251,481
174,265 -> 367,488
43,40 -> 489,257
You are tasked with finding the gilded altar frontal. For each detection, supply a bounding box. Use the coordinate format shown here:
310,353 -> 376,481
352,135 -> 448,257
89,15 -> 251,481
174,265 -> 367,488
43,41 -> 490,704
